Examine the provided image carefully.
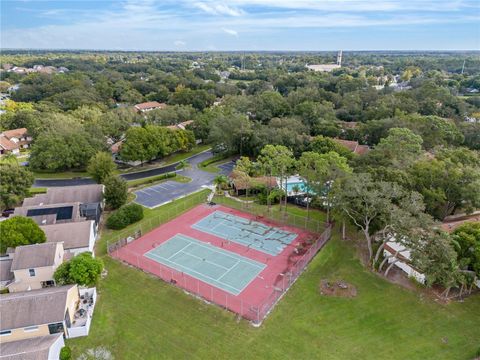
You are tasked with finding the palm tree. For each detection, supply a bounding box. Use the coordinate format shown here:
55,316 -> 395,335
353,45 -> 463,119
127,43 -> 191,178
213,175 -> 228,192
177,159 -> 190,170
292,184 -> 300,196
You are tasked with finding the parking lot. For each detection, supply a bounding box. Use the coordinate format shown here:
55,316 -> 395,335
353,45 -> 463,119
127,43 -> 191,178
134,157 -> 235,208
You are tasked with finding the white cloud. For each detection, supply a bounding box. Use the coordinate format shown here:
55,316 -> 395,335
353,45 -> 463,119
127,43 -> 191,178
174,40 -> 186,46
2,0 -> 479,50
193,2 -> 245,16
222,28 -> 238,36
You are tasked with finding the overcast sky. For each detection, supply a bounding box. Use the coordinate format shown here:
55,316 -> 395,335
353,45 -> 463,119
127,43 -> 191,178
2,0 -> 480,51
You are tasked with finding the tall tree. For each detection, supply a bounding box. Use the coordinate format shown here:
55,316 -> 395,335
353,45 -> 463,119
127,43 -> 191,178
0,164 -> 34,210
0,216 -> 46,254
257,145 -> 295,214
87,152 -> 117,183
103,175 -> 128,209
331,173 -> 428,263
408,148 -> 480,220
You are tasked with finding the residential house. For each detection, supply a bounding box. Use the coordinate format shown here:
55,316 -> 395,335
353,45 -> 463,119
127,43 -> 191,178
332,138 -> 370,156
0,333 -> 64,360
22,184 -> 104,208
0,128 -> 32,156
7,242 -> 64,293
42,221 -> 97,257
383,240 -> 426,284
166,120 -> 194,131
134,101 -> 167,113
384,214 -> 480,287
18,184 -> 104,227
14,202 -> 88,225
0,284 -> 97,341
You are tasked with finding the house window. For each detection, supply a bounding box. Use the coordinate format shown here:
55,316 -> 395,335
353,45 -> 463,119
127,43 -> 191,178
0,330 -> 11,336
24,326 -> 38,332
48,322 -> 64,335
41,280 -> 55,288
29,269 -> 35,277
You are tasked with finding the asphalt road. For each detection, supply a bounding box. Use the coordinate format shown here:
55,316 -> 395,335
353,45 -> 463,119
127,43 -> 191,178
33,150 -> 212,188
134,154 -> 235,208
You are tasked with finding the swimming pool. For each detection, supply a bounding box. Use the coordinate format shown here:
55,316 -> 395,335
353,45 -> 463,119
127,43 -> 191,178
285,181 -> 309,193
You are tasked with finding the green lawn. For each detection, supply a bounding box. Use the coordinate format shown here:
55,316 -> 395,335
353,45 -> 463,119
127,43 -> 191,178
68,196 -> 480,359
126,173 -> 191,188
32,170 -> 89,179
68,234 -> 480,359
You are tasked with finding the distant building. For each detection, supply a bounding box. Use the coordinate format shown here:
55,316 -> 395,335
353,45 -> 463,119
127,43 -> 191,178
165,120 -> 194,131
134,101 -> 167,113
0,128 -> 32,156
306,50 -> 342,72
332,138 -> 370,156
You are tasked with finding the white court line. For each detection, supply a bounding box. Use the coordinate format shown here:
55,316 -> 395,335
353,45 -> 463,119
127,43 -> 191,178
146,251 -> 242,294
217,260 -> 240,281
146,235 -> 266,295
155,241 -> 192,261
181,246 -> 232,271
194,220 -> 276,256
176,234 -> 265,270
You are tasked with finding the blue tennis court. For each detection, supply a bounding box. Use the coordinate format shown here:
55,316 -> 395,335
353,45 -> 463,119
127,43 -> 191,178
192,211 -> 298,256
144,234 -> 266,295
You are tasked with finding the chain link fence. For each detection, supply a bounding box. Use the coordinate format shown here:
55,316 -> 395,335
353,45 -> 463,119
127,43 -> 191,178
108,192 -> 332,325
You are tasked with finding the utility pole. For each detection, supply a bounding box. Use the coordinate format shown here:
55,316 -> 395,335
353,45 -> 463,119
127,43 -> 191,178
461,59 -> 466,75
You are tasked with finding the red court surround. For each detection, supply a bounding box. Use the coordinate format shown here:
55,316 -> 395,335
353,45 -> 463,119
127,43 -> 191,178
112,204 -> 326,324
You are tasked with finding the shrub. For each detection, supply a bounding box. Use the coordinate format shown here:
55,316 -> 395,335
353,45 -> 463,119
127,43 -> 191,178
54,252 -> 103,287
106,203 -> 144,230
267,188 -> 285,204
60,346 -> 72,360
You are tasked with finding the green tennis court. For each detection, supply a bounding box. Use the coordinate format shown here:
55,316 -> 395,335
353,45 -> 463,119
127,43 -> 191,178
192,210 -> 298,256
144,234 -> 266,295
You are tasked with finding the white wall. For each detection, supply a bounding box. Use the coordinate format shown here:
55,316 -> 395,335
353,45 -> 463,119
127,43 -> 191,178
384,249 -> 426,284
47,334 -> 65,360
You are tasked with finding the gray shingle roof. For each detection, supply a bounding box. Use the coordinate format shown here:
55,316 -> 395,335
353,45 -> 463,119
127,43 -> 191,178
10,243 -> 59,271
22,185 -> 103,207
0,285 -> 75,331
42,221 -> 93,250
0,334 -> 62,360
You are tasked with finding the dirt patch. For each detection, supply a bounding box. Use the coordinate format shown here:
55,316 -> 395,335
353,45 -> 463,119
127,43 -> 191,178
319,279 -> 357,298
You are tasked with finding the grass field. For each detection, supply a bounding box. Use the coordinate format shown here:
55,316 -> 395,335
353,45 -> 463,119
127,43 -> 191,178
68,196 -> 480,359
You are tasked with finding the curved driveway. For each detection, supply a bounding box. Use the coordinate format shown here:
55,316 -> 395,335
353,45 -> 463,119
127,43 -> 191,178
33,150 -> 213,188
